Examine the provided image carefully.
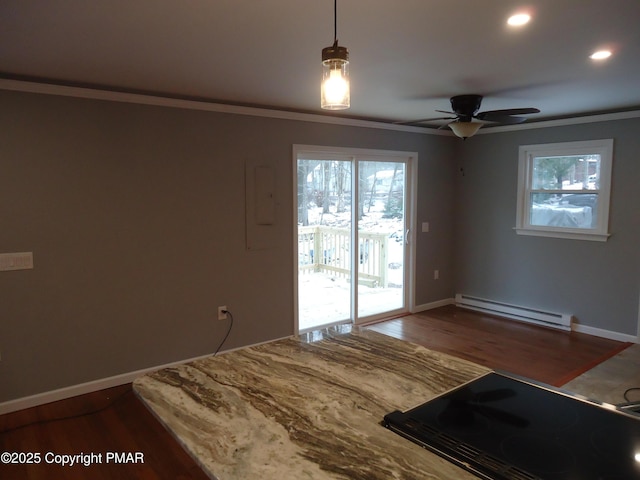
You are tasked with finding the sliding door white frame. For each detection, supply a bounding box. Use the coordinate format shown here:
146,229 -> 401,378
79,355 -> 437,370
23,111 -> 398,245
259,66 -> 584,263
292,144 -> 418,333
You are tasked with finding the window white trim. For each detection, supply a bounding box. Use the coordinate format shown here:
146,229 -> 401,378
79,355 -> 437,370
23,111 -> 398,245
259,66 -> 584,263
515,139 -> 613,242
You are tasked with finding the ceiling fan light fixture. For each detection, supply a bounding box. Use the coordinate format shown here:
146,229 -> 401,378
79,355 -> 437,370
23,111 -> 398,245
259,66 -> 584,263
321,0 -> 350,110
449,121 -> 482,139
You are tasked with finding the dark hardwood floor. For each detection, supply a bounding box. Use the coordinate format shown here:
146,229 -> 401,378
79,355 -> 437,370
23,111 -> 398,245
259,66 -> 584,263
0,384 -> 209,480
1,305 -> 631,479
365,305 -> 630,387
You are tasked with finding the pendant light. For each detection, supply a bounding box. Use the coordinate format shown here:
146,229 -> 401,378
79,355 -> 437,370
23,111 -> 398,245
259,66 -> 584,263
321,0 -> 350,110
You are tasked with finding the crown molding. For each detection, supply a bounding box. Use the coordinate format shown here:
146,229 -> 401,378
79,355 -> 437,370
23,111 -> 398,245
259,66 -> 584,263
0,78 -> 447,136
2,78 -> 639,136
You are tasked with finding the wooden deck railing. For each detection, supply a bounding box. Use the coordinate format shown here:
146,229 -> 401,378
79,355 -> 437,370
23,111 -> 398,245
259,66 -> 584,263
298,226 -> 388,287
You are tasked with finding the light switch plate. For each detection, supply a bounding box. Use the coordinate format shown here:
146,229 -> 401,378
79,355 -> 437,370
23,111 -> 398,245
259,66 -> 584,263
0,252 -> 34,271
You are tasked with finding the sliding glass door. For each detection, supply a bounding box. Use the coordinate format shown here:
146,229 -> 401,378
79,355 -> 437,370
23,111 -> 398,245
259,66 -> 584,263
294,147 -> 415,332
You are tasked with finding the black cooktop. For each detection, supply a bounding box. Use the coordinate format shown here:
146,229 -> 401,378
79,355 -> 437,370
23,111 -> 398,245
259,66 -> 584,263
383,372 -> 640,480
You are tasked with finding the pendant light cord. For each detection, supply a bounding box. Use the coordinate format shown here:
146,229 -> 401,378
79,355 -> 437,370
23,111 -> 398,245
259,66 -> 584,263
333,0 -> 338,42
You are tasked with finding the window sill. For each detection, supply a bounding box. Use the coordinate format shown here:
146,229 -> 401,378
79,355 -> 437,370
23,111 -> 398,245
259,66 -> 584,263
514,227 -> 610,242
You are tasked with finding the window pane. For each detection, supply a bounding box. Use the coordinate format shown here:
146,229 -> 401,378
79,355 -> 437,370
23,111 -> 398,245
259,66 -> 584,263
530,192 -> 598,229
532,154 -> 600,190
297,159 -> 352,329
357,161 -> 405,318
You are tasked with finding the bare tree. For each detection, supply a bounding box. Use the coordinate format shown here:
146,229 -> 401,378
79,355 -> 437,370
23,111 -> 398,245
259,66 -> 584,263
384,163 -> 402,218
297,162 -> 310,226
335,162 -> 348,213
322,162 -> 331,214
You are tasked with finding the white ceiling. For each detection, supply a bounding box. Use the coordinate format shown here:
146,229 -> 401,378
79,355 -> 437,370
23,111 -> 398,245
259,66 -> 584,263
2,0 -> 640,129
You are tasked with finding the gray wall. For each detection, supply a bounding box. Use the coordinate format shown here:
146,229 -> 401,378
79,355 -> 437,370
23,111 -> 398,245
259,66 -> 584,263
3,88 -> 637,405
454,118 -> 640,336
0,90 -> 456,402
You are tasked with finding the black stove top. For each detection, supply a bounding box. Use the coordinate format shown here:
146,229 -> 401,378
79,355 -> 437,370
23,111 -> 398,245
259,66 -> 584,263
383,372 -> 640,480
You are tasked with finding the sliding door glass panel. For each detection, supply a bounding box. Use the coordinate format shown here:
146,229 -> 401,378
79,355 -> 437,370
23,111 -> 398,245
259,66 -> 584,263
297,158 -> 352,331
357,160 -> 406,319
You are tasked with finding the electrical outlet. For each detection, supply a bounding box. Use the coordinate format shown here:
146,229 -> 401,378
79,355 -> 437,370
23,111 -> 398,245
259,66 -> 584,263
0,252 -> 33,271
434,270 -> 440,280
218,306 -> 228,321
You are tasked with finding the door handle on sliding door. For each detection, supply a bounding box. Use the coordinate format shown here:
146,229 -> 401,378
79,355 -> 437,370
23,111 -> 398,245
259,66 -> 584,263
405,229 -> 410,245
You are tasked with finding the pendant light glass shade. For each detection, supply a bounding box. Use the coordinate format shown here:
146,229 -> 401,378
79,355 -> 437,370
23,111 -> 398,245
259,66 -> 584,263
321,42 -> 350,110
321,0 -> 350,110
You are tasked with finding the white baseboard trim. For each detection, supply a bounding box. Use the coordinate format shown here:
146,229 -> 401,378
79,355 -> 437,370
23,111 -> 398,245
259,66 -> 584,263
0,366 -> 158,416
412,298 -> 455,313
572,324 -> 639,344
0,335 -> 292,416
4,317 -> 634,415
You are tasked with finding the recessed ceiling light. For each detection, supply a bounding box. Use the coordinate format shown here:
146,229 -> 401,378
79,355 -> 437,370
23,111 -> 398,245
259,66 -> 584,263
590,50 -> 612,60
507,13 -> 531,26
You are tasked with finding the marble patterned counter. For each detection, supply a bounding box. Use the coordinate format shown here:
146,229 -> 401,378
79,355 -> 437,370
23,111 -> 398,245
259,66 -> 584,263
133,326 -> 490,479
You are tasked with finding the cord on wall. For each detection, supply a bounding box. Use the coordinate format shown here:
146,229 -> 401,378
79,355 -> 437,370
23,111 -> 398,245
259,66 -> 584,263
214,309 -> 234,356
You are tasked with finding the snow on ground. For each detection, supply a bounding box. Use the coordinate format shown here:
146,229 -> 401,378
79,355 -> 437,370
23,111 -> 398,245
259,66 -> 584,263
298,201 -> 404,331
298,273 -> 403,331
305,201 -> 403,236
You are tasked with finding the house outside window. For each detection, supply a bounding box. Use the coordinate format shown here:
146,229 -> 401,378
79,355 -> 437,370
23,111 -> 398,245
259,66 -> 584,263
515,139 -> 613,241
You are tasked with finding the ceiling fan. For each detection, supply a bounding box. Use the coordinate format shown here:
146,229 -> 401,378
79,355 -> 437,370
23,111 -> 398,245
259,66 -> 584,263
401,94 -> 540,139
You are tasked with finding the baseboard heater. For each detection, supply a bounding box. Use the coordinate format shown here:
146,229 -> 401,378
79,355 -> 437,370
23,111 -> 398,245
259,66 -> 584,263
455,294 -> 573,331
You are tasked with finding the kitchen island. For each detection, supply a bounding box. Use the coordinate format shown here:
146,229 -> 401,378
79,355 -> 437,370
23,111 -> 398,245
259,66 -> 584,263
133,326 -> 489,479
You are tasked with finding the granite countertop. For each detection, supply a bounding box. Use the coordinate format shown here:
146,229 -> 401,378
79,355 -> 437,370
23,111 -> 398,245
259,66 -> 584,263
133,326 -> 490,479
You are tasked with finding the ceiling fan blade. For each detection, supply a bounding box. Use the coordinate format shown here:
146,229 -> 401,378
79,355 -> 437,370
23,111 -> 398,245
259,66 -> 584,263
477,108 -> 540,119
394,116 -> 456,125
476,114 -> 529,124
435,109 -> 455,115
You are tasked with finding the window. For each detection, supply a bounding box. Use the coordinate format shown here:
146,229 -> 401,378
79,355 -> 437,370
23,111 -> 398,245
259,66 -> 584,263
516,139 -> 613,241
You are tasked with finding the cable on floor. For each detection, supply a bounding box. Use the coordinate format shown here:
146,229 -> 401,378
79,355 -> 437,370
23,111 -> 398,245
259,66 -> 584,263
0,387 -> 133,435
